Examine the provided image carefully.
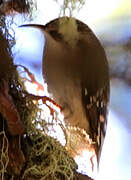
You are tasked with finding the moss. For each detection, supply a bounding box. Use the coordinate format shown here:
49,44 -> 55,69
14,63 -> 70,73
23,133 -> 77,180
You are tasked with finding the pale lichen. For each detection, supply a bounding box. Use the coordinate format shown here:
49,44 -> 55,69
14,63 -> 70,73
54,0 -> 85,16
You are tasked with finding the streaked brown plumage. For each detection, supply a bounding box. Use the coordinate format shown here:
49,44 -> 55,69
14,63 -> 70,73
20,17 -> 110,166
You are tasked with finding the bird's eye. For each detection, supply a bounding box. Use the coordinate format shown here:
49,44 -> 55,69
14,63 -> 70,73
48,30 -> 62,40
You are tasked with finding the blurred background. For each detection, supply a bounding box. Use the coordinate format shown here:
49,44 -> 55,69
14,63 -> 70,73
11,0 -> 131,179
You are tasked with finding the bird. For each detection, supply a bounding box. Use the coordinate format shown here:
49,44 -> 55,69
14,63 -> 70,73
20,16 -> 110,167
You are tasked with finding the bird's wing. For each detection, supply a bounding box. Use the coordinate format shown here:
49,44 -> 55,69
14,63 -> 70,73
76,20 -> 110,161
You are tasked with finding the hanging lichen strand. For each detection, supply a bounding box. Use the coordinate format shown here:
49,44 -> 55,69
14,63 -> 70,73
54,0 -> 85,16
